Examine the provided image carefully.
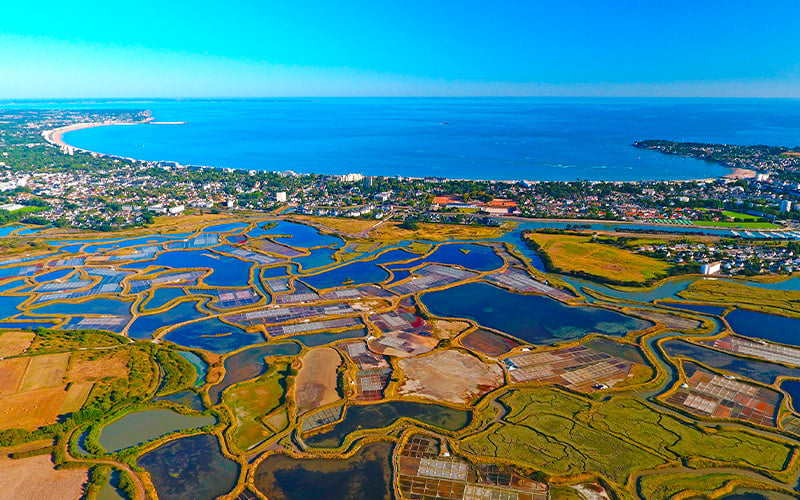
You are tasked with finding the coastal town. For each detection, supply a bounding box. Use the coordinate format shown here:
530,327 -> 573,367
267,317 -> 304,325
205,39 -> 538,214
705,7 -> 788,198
2,108 -> 800,279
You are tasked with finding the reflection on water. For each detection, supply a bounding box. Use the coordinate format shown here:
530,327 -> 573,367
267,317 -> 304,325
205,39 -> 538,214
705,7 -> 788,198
304,401 -> 470,448
422,282 -> 652,345
99,409 -> 215,452
254,442 -> 393,500
138,434 -> 239,500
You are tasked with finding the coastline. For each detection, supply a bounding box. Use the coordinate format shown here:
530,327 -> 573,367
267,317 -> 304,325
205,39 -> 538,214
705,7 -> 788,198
43,119 -> 753,184
42,117 -> 154,151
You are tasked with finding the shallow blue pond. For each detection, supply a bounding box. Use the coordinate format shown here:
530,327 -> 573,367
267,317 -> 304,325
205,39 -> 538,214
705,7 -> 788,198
127,300 -> 208,339
422,282 -> 652,344
301,261 -> 389,289
726,309 -> 800,346
164,318 -> 264,353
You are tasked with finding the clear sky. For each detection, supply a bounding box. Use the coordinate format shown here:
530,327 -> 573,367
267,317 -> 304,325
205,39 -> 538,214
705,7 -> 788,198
1,0 -> 799,98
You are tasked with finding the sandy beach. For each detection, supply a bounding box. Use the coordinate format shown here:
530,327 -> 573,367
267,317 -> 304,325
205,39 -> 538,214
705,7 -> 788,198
42,118 -> 154,149
723,167 -> 758,180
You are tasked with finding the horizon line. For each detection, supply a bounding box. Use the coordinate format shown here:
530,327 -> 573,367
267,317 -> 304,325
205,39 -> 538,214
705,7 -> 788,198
3,95 -> 800,101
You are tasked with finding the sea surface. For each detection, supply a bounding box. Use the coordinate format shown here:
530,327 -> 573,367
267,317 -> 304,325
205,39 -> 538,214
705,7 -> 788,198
11,98 -> 800,180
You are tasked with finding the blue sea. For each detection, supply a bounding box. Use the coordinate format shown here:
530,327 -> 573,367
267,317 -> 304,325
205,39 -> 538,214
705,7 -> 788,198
15,98 -> 800,180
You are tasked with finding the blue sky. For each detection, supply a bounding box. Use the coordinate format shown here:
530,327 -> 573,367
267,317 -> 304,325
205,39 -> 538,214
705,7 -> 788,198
1,0 -> 799,97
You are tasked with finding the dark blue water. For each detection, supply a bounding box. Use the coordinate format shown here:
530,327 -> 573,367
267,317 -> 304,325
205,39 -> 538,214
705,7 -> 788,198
725,309 -> 800,346
780,379 -> 800,413
421,282 -> 652,344
164,318 -> 263,353
57,98 -> 800,181
421,243 -> 504,272
301,261 -> 389,289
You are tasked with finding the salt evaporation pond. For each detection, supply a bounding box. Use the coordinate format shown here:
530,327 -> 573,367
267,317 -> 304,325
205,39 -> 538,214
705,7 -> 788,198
164,318 -> 263,353
725,309 -> 800,346
422,282 -> 651,344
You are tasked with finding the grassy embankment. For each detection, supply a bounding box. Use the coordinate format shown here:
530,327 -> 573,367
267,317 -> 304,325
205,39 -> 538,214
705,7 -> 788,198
524,232 -> 673,285
677,279 -> 800,318
290,215 -> 380,235
369,220 -> 511,243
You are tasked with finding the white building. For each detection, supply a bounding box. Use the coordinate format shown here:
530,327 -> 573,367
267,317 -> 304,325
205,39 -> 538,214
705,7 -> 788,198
700,261 -> 721,275
168,205 -> 185,215
341,173 -> 363,182
275,191 -> 287,203
374,191 -> 392,202
147,204 -> 167,214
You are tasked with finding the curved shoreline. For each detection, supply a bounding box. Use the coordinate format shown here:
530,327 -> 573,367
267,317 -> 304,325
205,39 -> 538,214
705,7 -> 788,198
44,120 -> 747,183
42,118 -> 154,151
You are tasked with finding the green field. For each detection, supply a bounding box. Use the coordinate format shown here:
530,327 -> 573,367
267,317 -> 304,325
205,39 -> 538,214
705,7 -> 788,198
459,388 -> 793,488
526,232 -> 672,284
692,220 -> 779,229
721,210 -> 762,221
223,362 -> 288,452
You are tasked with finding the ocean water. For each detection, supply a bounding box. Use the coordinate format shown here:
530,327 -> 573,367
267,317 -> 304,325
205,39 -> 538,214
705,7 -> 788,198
18,98 -> 800,180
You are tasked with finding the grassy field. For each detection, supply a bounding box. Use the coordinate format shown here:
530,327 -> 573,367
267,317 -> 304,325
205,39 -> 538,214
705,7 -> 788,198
678,279 -> 800,318
224,362 -> 288,452
721,210 -> 762,221
0,331 -> 35,357
20,353 -> 70,391
526,232 -> 672,284
459,388 -> 793,487
692,220 -> 780,229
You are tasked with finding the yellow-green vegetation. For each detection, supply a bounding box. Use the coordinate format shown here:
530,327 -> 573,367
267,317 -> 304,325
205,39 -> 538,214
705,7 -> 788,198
459,388 -> 793,488
224,362 -> 288,452
370,220 -> 510,243
637,471 -> 783,500
548,486 -> 585,500
526,232 -> 672,284
155,350 -> 197,396
678,279 -> 800,318
27,328 -> 126,354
